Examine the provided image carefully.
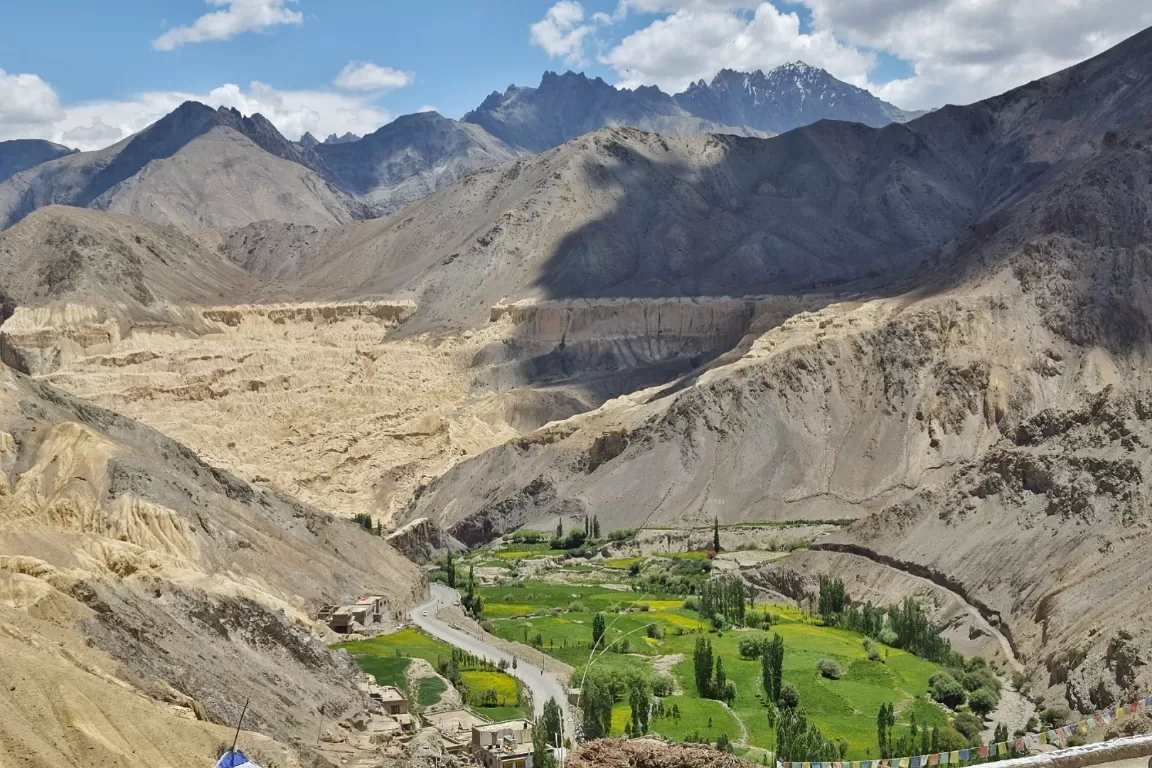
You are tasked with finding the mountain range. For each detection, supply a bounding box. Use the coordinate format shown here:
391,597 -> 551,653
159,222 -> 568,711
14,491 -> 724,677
3,25 -> 1152,768
0,62 -> 917,230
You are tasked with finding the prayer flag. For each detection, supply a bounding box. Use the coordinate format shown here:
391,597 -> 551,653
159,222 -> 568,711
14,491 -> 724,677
960,749 -> 970,763
949,751 -> 960,764
978,746 -> 989,759
928,754 -> 939,766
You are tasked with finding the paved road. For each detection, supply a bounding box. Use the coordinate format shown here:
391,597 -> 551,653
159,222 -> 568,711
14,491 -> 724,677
410,584 -> 576,742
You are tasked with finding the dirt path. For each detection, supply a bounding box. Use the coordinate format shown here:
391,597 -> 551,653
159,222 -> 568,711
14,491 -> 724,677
652,654 -> 686,694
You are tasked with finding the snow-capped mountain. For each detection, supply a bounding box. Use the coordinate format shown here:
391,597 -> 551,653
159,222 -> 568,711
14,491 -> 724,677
674,62 -> 920,134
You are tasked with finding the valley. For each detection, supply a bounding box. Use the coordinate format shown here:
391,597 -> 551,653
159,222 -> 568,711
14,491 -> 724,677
0,18 -> 1152,768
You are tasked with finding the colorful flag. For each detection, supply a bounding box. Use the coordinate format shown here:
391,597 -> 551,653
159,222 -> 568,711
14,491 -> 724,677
960,749 -> 970,763
1094,716 -> 1105,728
938,752 -> 948,765
949,751 -> 960,764
997,742 -> 1009,755
1131,702 -> 1140,713
1116,706 -> 1126,719
1104,712 -> 1114,723
910,756 -> 920,768
898,758 -> 909,768
928,753 -> 939,766
978,746 -> 989,759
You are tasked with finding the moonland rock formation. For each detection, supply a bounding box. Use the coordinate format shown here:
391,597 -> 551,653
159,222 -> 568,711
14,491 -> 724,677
0,357 -> 424,767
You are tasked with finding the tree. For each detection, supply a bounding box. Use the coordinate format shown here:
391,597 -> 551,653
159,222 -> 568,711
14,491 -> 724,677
776,707 -> 837,762
818,577 -> 847,622
462,565 -> 484,618
715,733 -> 733,753
593,515 -> 601,539
582,677 -> 614,740
693,637 -> 714,698
592,613 -> 607,648
779,682 -> 800,709
817,659 -> 842,680
713,656 -> 727,701
761,634 -> 785,703
994,723 -> 1009,744
445,550 -> 456,588
877,703 -> 896,758
930,674 -> 967,709
969,688 -> 998,718
541,697 -> 563,746
533,718 -> 557,768
713,517 -> 721,553
628,678 -> 651,735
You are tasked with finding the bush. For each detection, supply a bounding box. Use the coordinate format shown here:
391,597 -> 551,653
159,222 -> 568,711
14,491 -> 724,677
968,688 -> 999,718
568,600 -> 585,612
502,593 -> 515,602
779,682 -> 801,709
480,619 -> 495,633
931,675 -> 968,709
738,635 -> 771,659
606,529 -> 637,542
818,659 -> 843,680
1066,733 -> 1087,748
715,733 -> 733,753
651,675 -> 675,697
1041,706 -> 1071,728
637,603 -> 651,612
646,623 -> 664,640
1011,671 -> 1029,692
683,596 -> 700,611
953,712 -> 983,740
938,726 -> 971,752
878,628 -> 900,647
509,529 -> 544,544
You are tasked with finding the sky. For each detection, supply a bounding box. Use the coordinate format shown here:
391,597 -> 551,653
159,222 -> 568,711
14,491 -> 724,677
2,0 -> 1150,151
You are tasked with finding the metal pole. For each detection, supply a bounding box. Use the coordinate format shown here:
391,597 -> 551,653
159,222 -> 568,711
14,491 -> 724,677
230,697 -> 251,755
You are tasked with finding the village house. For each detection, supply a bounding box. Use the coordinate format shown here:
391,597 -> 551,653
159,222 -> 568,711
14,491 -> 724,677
471,719 -> 534,768
318,595 -> 388,634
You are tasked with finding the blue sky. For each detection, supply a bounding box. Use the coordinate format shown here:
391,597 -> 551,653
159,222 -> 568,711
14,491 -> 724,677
1,0 -> 1148,149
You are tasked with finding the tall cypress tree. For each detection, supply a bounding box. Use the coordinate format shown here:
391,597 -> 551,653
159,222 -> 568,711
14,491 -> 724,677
713,517 -> 721,553
694,636 -> 714,698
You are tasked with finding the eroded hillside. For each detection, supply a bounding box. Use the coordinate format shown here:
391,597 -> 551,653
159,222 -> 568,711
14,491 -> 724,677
0,358 -> 424,767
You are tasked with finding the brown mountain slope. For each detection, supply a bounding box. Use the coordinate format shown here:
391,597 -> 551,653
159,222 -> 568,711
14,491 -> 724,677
398,27 -> 1152,706
0,358 -> 423,767
0,103 -> 362,231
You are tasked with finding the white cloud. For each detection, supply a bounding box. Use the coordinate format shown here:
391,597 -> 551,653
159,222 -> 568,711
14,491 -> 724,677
153,0 -> 303,51
333,61 -> 414,91
416,105 -> 440,113
530,1 -> 597,65
0,68 -> 63,126
799,0 -> 1152,109
596,0 -> 1152,110
604,3 -> 876,94
0,74 -> 395,151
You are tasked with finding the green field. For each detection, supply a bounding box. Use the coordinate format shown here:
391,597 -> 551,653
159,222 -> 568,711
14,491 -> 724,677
477,580 -> 948,757
418,676 -> 448,706
350,655 -> 410,691
334,627 -> 528,719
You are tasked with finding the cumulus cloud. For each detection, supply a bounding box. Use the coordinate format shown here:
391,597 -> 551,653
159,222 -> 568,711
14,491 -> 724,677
153,0 -> 303,51
530,1 -> 597,65
0,73 -> 395,151
333,61 -> 414,91
799,0 -> 1152,109
604,3 -> 876,93
0,68 -> 63,126
594,0 -> 1152,109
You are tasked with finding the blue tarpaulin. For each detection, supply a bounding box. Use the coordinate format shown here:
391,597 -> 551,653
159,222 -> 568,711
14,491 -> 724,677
216,749 -> 261,768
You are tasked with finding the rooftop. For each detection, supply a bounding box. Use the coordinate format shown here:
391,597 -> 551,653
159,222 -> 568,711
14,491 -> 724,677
473,719 -> 531,733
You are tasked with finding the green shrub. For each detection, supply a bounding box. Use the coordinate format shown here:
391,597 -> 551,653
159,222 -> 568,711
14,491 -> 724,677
953,712 -> 983,740
931,675 -> 967,709
568,600 -> 585,612
779,682 -> 801,709
879,628 -> 900,646
716,733 -> 733,753
1041,706 -> 1071,728
646,623 -> 664,639
817,659 -> 843,680
968,688 -> 998,718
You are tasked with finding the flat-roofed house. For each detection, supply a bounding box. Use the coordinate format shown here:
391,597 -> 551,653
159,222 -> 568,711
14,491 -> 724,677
471,719 -> 533,768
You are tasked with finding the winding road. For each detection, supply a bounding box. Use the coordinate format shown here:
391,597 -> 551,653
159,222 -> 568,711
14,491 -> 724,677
410,584 -> 576,742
